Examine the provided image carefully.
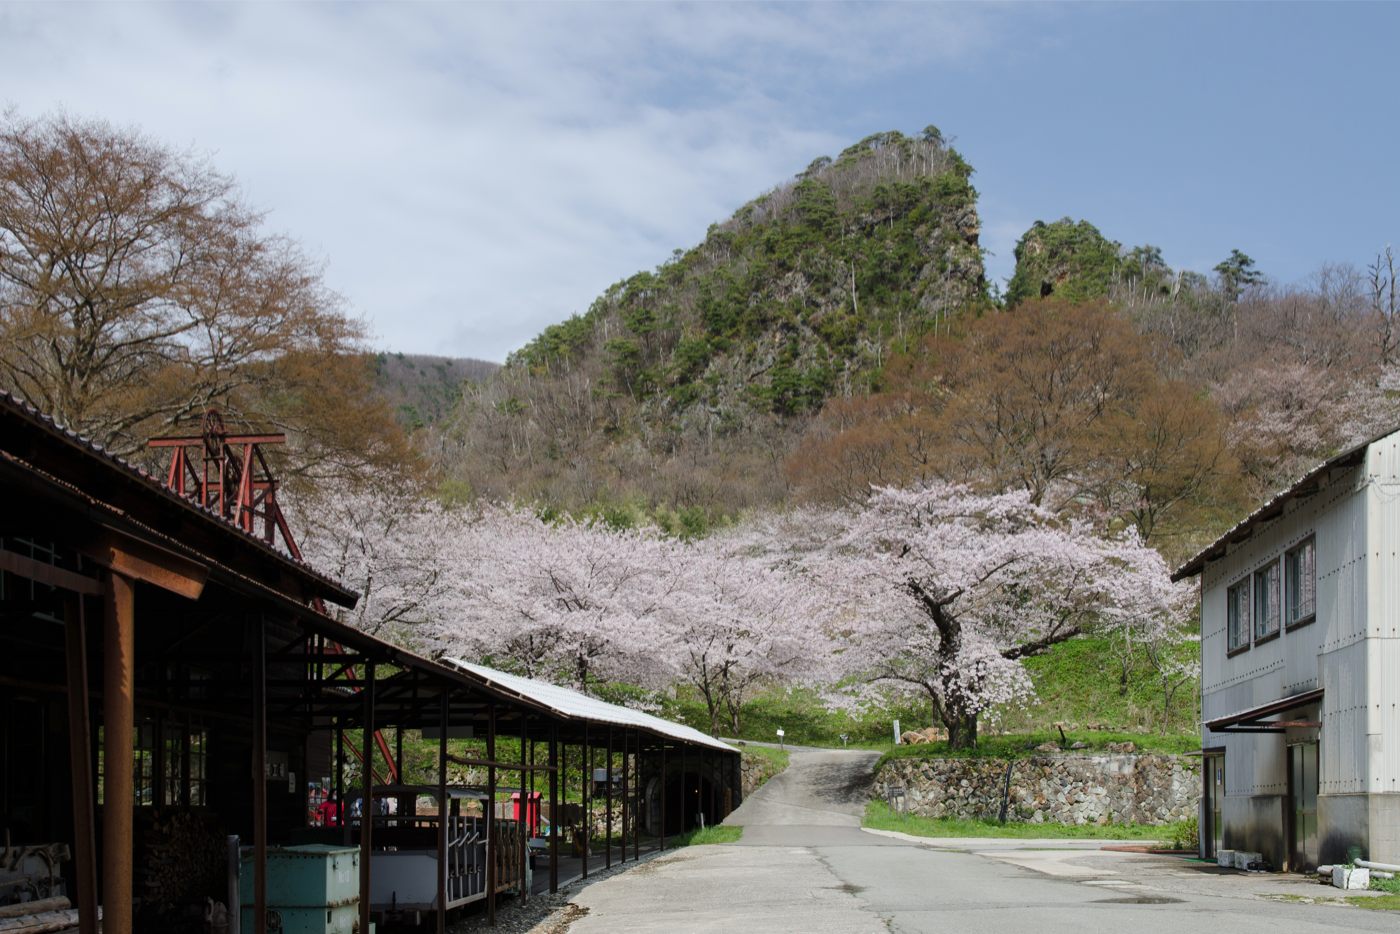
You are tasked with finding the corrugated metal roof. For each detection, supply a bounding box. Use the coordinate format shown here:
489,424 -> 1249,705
442,659 -> 737,754
1172,424 -> 1400,582
0,388 -> 357,605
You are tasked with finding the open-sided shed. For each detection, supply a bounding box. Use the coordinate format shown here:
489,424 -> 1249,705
0,390 -> 741,934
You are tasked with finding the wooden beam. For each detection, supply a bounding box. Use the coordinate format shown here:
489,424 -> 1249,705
436,694 -> 448,934
487,704 -> 497,924
548,723 -> 558,894
359,662 -> 377,934
0,549 -> 102,595
101,573 -> 135,934
63,596 -> 98,934
605,727 -> 613,870
78,532 -> 208,601
253,616 -> 268,934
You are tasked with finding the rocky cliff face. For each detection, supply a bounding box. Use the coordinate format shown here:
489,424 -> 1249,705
442,129 -> 988,510
873,753 -> 1199,825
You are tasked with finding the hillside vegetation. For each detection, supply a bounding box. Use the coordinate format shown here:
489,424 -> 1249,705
440,128 -> 987,513
371,352 -> 498,429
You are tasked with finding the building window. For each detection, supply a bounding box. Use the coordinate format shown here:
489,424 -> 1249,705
135,722 -> 156,807
1286,537 -> 1316,628
97,721 -> 204,807
1253,561 -> 1281,640
189,729 -> 208,807
1227,578 -> 1251,652
161,724 -> 209,807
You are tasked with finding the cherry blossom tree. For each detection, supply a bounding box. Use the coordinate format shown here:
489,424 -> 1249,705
798,483 -> 1186,749
288,480 -> 453,638
659,529 -> 832,735
429,504 -> 679,691
289,478 -> 1185,749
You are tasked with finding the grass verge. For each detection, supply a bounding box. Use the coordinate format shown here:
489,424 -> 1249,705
742,744 -> 791,770
863,800 -> 1174,840
1352,874 -> 1400,910
671,825 -> 743,846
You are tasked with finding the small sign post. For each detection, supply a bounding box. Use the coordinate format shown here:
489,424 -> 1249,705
893,719 -> 901,745
776,728 -> 785,750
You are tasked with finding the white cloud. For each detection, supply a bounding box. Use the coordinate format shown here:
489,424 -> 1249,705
0,2 -> 1007,360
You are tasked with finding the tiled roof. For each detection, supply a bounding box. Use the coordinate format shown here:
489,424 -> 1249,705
0,389 -> 356,605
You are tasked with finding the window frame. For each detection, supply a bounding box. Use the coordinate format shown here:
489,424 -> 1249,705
1285,535 -> 1317,632
1253,559 -> 1282,645
1227,576 -> 1252,655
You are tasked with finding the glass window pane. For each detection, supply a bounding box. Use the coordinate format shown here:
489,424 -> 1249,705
1285,538 -> 1317,624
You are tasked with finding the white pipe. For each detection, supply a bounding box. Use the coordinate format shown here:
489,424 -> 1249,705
1357,859 -> 1400,873
1372,871 -> 1395,880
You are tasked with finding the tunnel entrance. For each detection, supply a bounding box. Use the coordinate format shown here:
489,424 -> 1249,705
663,770 -> 716,836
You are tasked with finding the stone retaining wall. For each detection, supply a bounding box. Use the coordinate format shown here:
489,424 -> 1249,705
873,753 -> 1199,825
740,748 -> 785,798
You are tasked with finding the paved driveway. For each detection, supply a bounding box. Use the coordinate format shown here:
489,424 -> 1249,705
562,746 -> 1392,933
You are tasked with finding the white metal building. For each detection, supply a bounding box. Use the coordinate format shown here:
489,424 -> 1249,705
1174,427 -> 1400,870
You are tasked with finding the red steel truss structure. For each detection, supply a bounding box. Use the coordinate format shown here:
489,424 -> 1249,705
149,410 -> 400,784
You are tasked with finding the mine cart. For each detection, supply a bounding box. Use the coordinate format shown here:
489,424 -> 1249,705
358,785 -> 525,926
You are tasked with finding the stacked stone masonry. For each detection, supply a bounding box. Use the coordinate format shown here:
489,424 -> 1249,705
740,749 -> 784,798
873,754 -> 1199,825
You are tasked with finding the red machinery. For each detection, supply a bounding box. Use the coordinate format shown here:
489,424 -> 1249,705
149,410 -> 400,784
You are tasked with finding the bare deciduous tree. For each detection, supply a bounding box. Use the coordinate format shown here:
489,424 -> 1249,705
0,112 -> 373,461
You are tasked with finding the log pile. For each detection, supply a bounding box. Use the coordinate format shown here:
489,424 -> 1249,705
0,897 -> 98,933
136,809 -> 225,913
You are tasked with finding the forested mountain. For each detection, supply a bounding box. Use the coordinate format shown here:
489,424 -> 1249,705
437,132 -> 1400,562
439,128 -> 987,512
372,353 -> 498,429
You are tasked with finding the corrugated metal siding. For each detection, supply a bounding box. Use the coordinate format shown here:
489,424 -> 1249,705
1321,641 -> 1368,794
1201,465 -> 1369,796
1367,641 -> 1400,793
1365,444 -> 1400,791
1366,432 -> 1400,484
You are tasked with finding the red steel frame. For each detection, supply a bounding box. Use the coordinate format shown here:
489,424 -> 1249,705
149,409 -> 400,784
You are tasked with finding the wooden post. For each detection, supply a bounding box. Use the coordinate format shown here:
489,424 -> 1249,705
519,715 -> 528,906
101,572 -> 135,934
658,740 -> 666,852
334,716 -> 345,839
709,750 -> 716,826
621,730 -> 630,862
63,596 -> 98,934
486,703 -> 497,924
548,724 -> 558,894
253,616 -> 268,934
358,662 -> 376,934
605,727 -> 613,870
436,693 -> 448,934
631,732 -> 639,861
581,723 -> 590,880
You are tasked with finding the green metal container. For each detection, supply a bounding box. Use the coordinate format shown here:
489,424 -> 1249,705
240,845 -> 363,934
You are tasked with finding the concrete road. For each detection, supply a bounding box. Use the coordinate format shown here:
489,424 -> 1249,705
563,746 -> 1393,933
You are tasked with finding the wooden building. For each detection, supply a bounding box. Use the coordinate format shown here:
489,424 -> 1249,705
0,390 -> 740,933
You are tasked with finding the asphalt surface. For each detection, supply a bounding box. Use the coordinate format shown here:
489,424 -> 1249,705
563,746 -> 1394,933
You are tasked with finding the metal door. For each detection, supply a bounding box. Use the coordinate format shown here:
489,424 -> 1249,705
1206,755 -> 1224,857
1289,742 -> 1319,870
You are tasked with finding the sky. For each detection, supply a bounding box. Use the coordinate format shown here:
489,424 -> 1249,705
2,2 -> 1396,362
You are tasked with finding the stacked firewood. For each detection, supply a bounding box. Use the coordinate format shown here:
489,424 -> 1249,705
0,897 -> 93,933
136,810 -> 224,913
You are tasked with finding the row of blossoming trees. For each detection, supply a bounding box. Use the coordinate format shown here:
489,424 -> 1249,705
292,481 -> 1191,749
